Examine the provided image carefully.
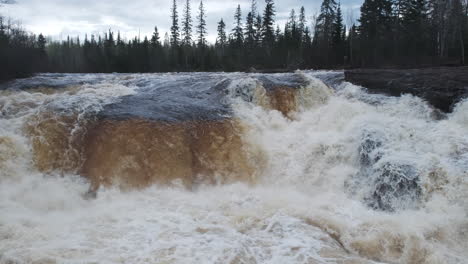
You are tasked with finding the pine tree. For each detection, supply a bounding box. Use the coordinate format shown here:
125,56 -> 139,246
313,0 -> 337,66
332,2 -> 344,64
170,0 -> 180,46
298,6 -> 306,42
347,24 -> 358,65
303,27 -> 312,46
197,0 -> 207,47
245,11 -> 256,48
250,0 -> 258,16
359,0 -> 393,65
254,15 -> 263,46
399,0 -> 429,61
182,0 -> 192,45
232,5 -> 244,47
216,18 -> 227,47
463,0 -> 468,64
37,33 -> 46,54
246,0 -> 259,48
151,27 -> 161,47
262,0 -> 276,46
284,9 -> 301,67
275,25 -> 282,42
314,1 -> 337,50
303,26 -> 313,65
287,9 -> 298,43
332,3 -> 343,43
163,32 -> 170,47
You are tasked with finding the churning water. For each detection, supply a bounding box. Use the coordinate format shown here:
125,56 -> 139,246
0,72 -> 467,264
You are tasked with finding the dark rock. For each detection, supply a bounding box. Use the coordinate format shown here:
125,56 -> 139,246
366,163 -> 421,212
100,73 -> 307,122
83,189 -> 97,200
245,69 -> 294,73
312,71 -> 345,89
345,67 -> 468,112
99,74 -> 233,122
358,131 -> 383,167
255,73 -> 306,92
347,131 -> 422,212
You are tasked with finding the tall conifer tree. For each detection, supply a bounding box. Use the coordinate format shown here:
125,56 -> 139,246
232,5 -> 244,47
182,0 -> 193,45
262,0 -> 276,46
170,0 -> 180,46
197,0 -> 207,47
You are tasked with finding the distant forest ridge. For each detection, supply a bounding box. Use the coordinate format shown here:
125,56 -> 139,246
1,0 -> 468,80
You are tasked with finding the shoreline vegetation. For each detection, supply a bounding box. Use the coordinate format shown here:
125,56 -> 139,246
1,0 -> 468,82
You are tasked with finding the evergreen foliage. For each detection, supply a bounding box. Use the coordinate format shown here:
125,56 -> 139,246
182,0 -> 192,46
196,0 -> 207,47
2,0 -> 468,79
170,0 -> 180,47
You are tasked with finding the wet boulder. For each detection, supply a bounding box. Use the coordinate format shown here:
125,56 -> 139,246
345,67 -> 468,112
366,162 -> 421,211
349,131 -> 422,211
358,131 -> 383,167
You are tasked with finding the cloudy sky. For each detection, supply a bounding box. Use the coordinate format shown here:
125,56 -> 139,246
1,0 -> 362,43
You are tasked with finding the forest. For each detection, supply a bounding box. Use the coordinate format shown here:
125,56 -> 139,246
1,0 -> 468,80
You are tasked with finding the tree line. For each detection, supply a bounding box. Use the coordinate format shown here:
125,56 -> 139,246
0,16 -> 46,80
351,0 -> 468,66
1,0 -> 468,80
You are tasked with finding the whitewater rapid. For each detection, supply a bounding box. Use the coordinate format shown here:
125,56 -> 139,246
0,72 -> 467,264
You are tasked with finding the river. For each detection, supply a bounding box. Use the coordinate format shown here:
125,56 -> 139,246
0,71 -> 467,264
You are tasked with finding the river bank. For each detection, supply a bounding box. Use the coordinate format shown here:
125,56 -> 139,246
345,67 -> 468,112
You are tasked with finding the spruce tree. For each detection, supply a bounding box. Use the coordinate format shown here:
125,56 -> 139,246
400,0 -> 429,61
298,7 -> 306,42
254,15 -> 263,46
245,11 -> 256,48
197,0 -> 207,47
287,9 -> 298,43
170,0 -> 180,46
163,32 -> 170,47
232,5 -> 244,47
247,0 -> 259,48
250,0 -> 258,16
332,2 -> 344,64
182,0 -> 192,45
37,33 -> 46,54
275,25 -> 282,41
151,27 -> 161,47
303,27 -> 312,45
262,0 -> 276,46
216,18 -> 227,47
359,0 -> 393,65
314,0 -> 337,66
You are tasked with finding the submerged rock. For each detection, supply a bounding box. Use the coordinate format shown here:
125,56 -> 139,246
366,162 -> 421,211
345,67 -> 468,112
349,131 -> 422,211
358,131 -> 383,167
24,72 -> 312,191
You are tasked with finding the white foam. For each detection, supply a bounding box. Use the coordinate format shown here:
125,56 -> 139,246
1,73 -> 467,264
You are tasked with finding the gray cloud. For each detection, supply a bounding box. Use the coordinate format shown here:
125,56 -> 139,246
0,0 -> 17,4
1,0 -> 362,42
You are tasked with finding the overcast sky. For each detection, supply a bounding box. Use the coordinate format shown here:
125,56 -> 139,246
1,0 -> 362,43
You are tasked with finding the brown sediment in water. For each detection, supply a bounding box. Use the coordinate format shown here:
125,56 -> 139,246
22,81 -> 307,189
80,118 -> 258,190
27,86 -> 80,95
347,226 -> 432,264
305,217 -> 435,264
266,86 -> 298,117
26,112 -> 260,190
25,112 -> 91,174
